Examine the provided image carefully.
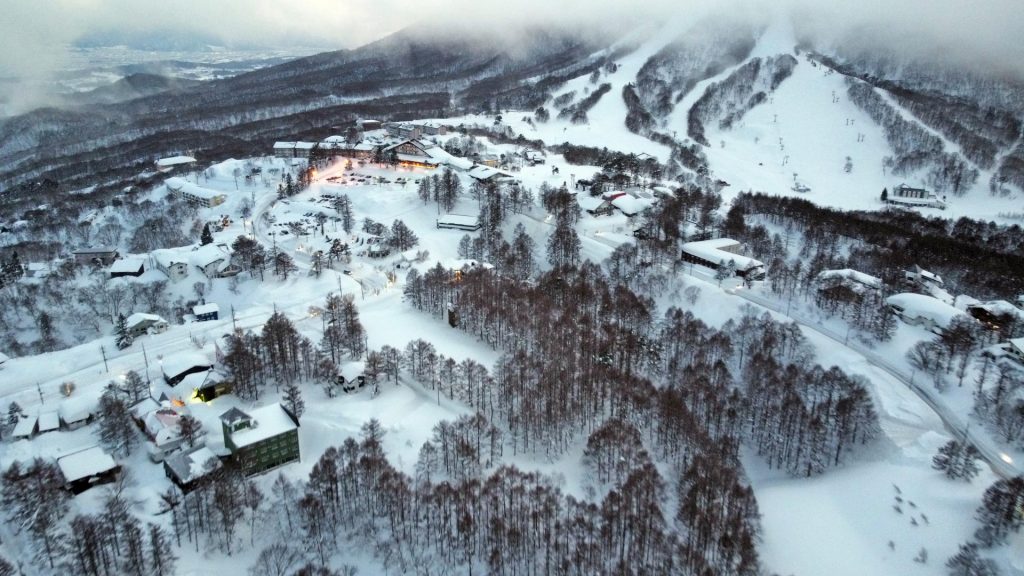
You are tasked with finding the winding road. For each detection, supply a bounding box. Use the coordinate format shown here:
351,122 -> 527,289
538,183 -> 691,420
687,266 -> 1020,480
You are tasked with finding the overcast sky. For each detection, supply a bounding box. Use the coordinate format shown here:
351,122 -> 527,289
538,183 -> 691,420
0,0 -> 1021,99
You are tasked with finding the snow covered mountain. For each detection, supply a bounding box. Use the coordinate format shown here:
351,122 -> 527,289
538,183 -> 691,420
1,12 -> 1022,223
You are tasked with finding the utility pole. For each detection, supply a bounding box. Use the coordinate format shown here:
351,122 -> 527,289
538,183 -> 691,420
141,342 -> 151,385
100,345 -> 109,373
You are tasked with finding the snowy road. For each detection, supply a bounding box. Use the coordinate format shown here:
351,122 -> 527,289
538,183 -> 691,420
720,280 -> 1021,480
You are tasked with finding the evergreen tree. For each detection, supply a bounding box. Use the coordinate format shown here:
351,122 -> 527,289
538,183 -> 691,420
0,458 -> 69,569
403,268 -> 424,310
388,219 -> 419,251
328,238 -> 349,264
332,194 -> 354,233
438,167 -> 461,212
946,542 -> 999,576
36,311 -> 58,352
200,223 -> 214,246
546,216 -> 580,268
122,369 -> 148,405
974,476 -> 1024,546
723,205 -> 746,238
148,523 -> 177,576
6,402 -> 21,431
114,313 -> 133,350
932,440 -> 981,481
284,173 -> 295,197
881,187 -> 889,202
273,251 -> 298,280
714,260 -> 731,286
178,414 -> 202,448
283,380 -> 305,421
96,385 -> 139,456
310,250 -> 325,278
417,177 -> 432,205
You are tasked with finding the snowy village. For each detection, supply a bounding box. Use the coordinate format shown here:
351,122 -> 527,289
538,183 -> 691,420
0,4 -> 1023,576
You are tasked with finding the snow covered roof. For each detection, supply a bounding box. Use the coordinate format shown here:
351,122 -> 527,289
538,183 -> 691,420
908,265 -> 943,285
338,361 -> 365,383
131,397 -> 160,419
12,414 -> 36,438
295,142 -> 316,150
224,404 -> 297,448
273,141 -> 295,150
817,269 -> 882,290
437,214 -> 479,227
165,177 -> 225,201
467,165 -> 511,181
886,293 -> 968,328
162,352 -> 213,380
59,396 -> 95,424
396,153 -> 440,166
38,410 -> 60,432
57,446 -> 117,483
144,408 -> 182,442
446,258 -> 494,271
165,446 -> 221,485
73,246 -> 117,255
193,303 -> 219,316
681,239 -> 764,272
156,156 -> 196,168
610,195 -> 651,216
220,407 -> 250,426
1010,338 -> 1024,354
577,195 -> 609,212
109,258 -> 145,274
126,312 -> 165,329
419,146 -> 473,170
323,135 -> 345,143
970,300 -> 1024,319
189,243 -> 231,270
151,249 -> 187,269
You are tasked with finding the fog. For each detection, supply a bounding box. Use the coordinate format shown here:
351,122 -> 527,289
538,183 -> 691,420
0,0 -> 1021,115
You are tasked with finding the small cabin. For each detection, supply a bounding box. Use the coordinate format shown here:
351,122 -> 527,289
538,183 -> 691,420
193,303 -> 219,322
73,247 -> 119,267
57,446 -> 120,495
11,414 -> 37,440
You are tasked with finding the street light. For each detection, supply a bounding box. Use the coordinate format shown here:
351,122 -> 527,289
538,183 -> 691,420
1000,453 -> 1014,464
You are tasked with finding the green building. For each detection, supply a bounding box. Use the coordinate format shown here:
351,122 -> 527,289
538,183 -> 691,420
220,404 -> 300,476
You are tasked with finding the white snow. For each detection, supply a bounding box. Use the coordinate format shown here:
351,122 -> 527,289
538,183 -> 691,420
224,403 -> 297,448
165,177 -> 226,202
681,238 -> 763,271
192,302 -> 219,316
887,293 -> 968,330
818,268 -> 883,290
37,409 -> 60,432
609,194 -> 651,216
11,414 -> 37,438
57,446 -> 117,482
155,156 -> 196,169
108,257 -> 146,275
161,351 -> 214,381
59,395 -> 95,425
